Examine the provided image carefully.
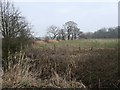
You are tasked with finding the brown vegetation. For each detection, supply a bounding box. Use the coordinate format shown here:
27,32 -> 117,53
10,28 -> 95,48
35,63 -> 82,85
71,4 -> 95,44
32,40 -> 59,46
2,45 -> 118,89
47,40 -> 59,43
32,40 -> 47,46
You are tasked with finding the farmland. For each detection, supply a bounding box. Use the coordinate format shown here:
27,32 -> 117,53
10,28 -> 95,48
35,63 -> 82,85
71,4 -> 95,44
2,39 -> 119,89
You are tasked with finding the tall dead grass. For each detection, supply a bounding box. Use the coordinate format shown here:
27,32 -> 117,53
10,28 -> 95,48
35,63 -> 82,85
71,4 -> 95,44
2,46 -> 118,89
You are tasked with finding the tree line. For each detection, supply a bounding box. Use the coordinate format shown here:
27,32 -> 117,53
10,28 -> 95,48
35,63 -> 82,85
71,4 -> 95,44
46,22 -> 119,40
86,27 -> 118,39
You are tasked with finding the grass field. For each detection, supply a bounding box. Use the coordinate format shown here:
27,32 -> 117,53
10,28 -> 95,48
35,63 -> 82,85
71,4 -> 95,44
42,39 -> 118,49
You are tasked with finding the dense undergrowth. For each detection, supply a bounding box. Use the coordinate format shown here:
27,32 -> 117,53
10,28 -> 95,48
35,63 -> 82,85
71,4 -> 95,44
2,45 -> 119,89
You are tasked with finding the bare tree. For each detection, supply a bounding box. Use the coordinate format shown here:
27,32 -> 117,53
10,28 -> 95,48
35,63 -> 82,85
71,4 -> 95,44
73,27 -> 80,40
64,21 -> 78,40
47,25 -> 59,39
0,0 -> 32,70
58,29 -> 66,40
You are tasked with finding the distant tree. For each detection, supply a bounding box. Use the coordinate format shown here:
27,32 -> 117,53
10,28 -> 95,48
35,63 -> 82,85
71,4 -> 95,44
92,27 -> 118,39
72,27 -> 80,40
58,29 -> 66,40
47,25 -> 59,39
107,27 -> 118,38
64,21 -> 78,40
0,0 -> 32,70
93,28 -> 107,38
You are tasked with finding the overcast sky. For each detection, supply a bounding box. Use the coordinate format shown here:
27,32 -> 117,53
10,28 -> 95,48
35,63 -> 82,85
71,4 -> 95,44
12,0 -> 118,37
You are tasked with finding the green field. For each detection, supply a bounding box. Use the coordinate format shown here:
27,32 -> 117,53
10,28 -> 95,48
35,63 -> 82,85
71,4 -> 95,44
43,39 -> 118,49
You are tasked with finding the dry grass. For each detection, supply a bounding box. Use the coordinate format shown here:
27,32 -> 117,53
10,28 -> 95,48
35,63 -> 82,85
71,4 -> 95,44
32,40 -> 47,47
48,40 -> 59,43
2,45 -> 118,88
